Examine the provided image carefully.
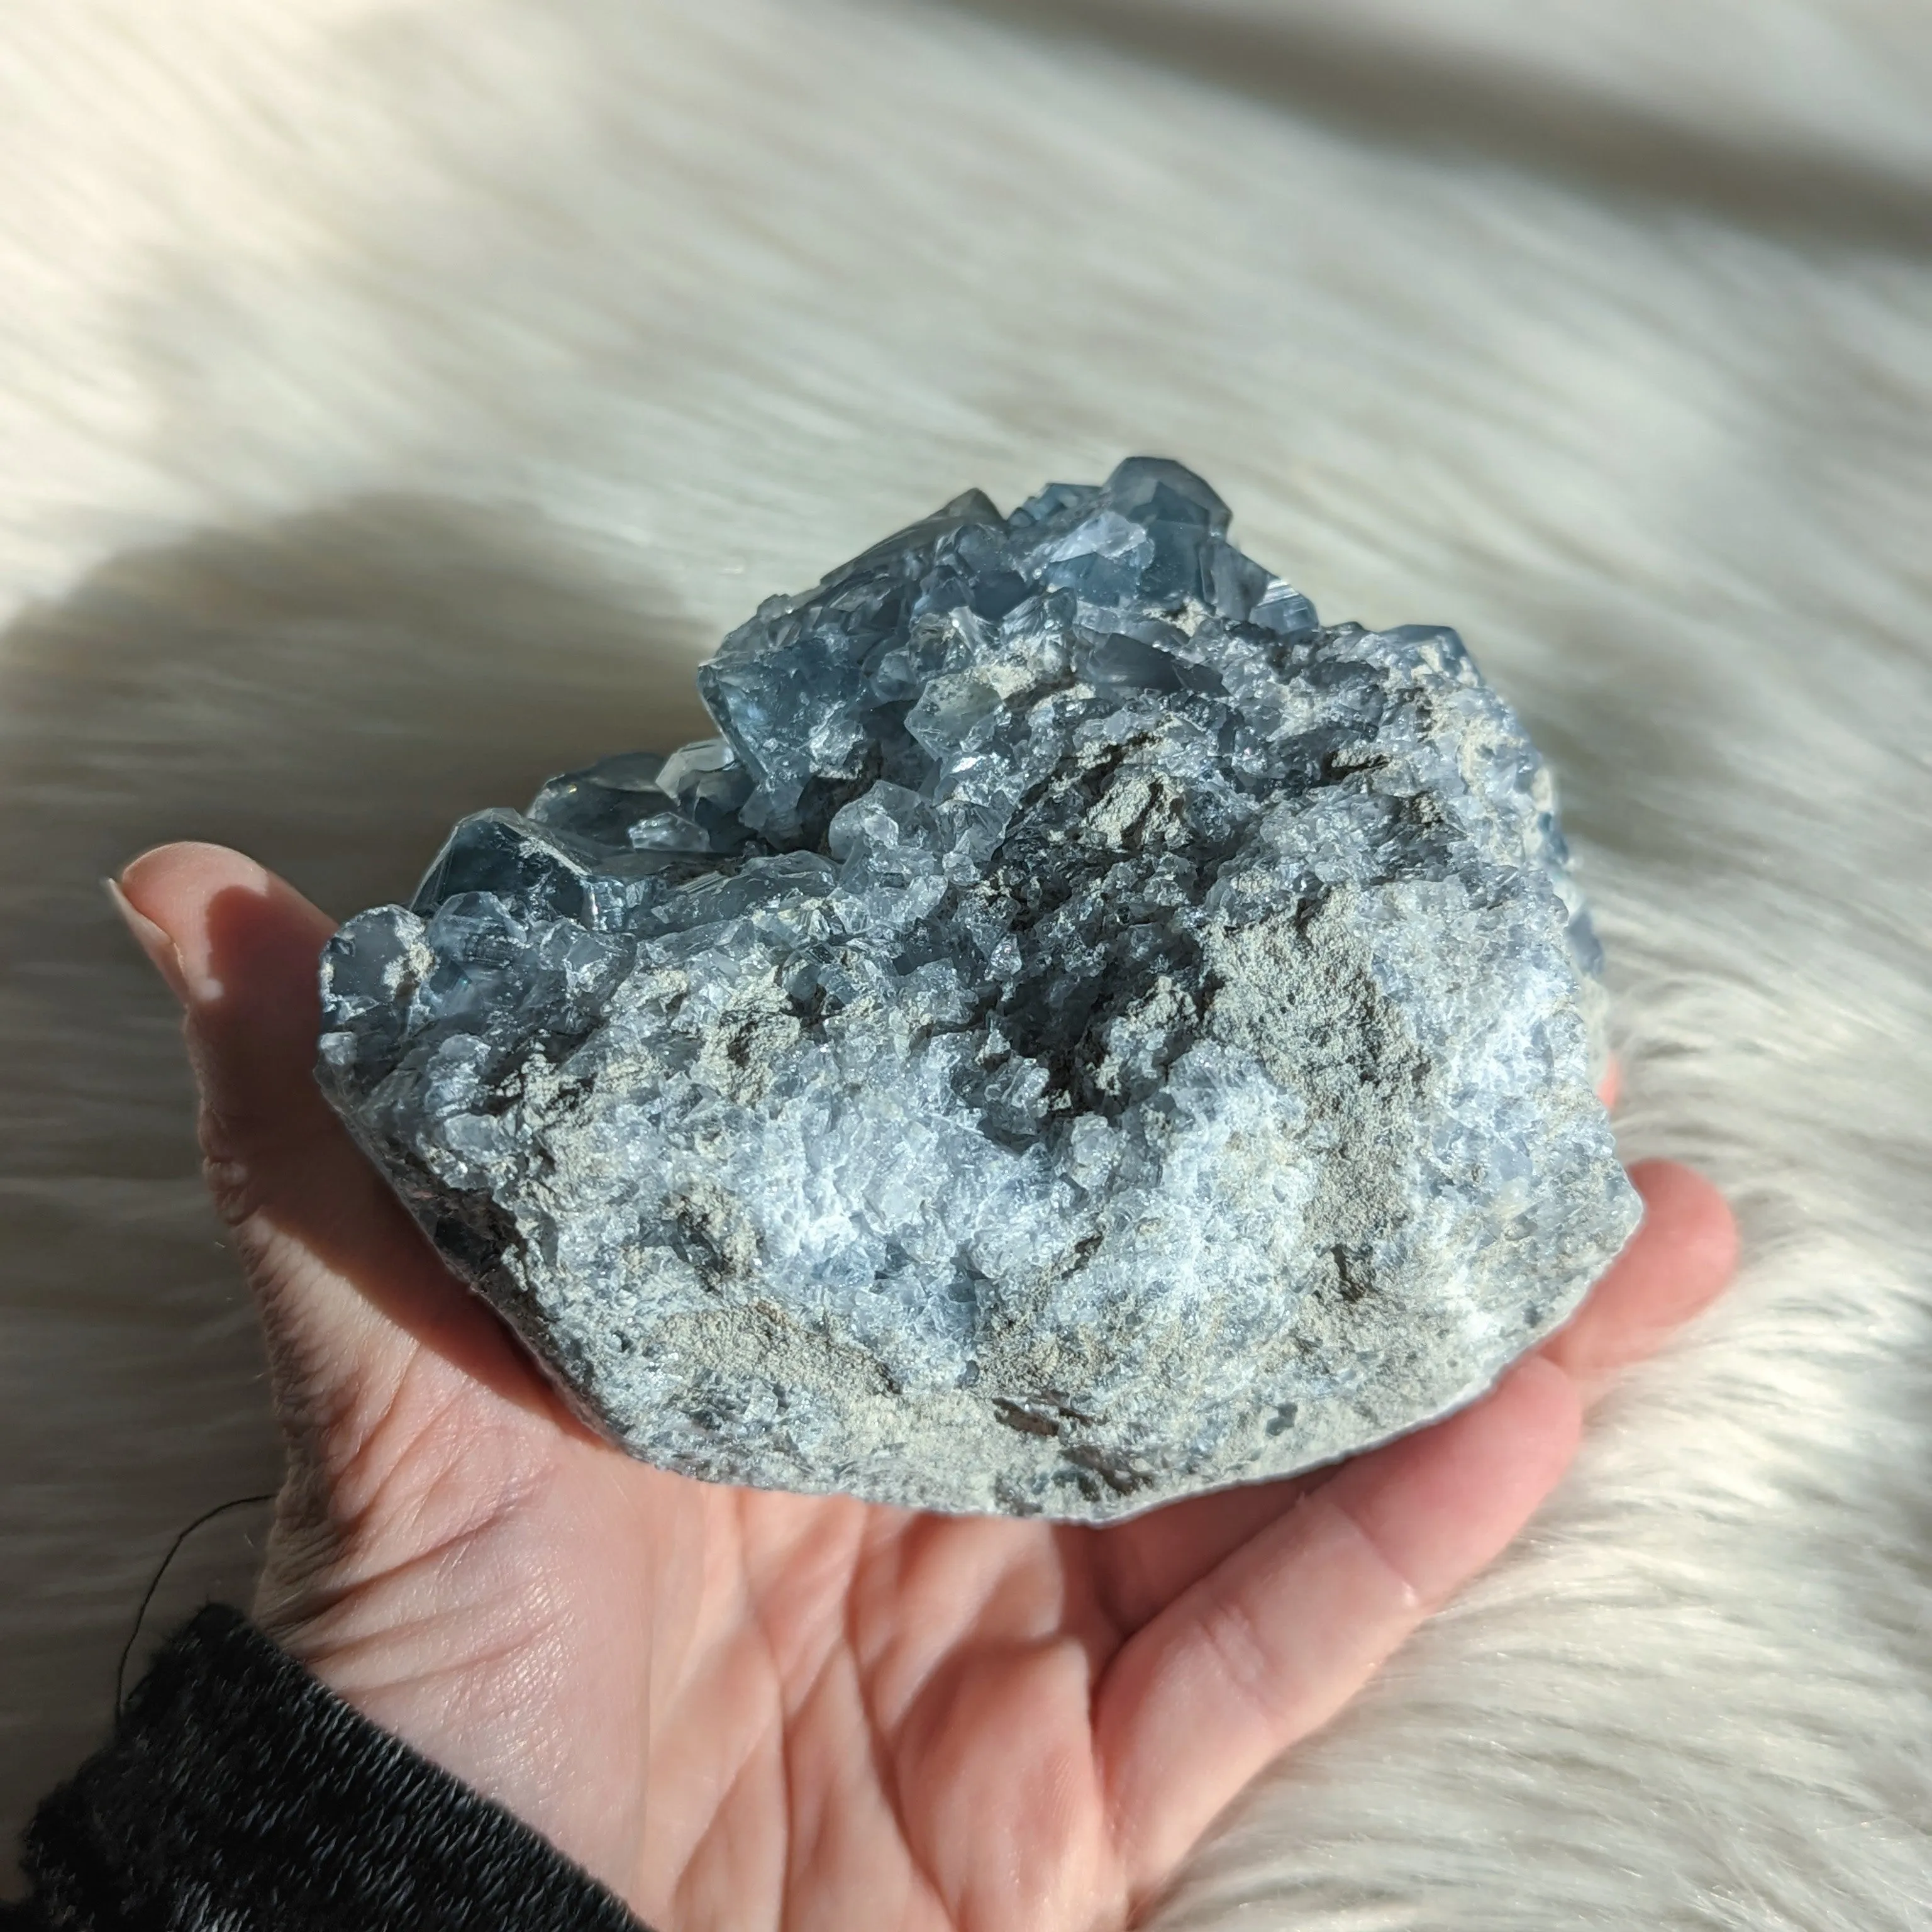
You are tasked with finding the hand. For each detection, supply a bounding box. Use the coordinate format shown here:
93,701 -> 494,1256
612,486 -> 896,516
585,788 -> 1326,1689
114,841 -> 1736,1932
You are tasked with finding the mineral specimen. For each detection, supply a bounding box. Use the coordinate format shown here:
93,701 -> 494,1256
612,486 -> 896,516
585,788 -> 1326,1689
318,458 -> 1640,1519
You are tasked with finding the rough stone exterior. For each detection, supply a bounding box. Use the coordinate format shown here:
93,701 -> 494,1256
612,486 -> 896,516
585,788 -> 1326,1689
318,460 -> 1639,1519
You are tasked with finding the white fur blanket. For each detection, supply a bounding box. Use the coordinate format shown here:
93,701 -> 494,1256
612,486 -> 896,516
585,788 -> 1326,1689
4,1 -> 1929,1921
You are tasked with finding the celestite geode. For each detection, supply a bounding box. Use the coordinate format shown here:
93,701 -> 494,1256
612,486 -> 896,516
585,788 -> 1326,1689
318,459 -> 1640,1519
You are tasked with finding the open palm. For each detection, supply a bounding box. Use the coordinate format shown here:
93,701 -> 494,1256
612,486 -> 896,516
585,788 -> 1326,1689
116,843 -> 1736,1932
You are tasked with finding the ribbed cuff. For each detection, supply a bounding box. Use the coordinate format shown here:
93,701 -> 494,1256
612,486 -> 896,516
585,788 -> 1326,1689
6,1604 -> 645,1931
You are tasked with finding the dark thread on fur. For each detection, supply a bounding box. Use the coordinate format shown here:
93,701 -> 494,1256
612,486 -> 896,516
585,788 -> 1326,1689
116,1492 -> 277,1713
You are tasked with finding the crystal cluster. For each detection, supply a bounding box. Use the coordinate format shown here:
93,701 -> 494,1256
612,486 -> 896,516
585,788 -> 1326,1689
318,460 -> 1639,1519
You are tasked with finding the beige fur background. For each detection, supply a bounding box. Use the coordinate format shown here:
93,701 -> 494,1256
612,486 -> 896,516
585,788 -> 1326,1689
3,1 -> 1929,1921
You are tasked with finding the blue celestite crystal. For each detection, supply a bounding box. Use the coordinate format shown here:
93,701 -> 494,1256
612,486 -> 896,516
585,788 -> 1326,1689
318,458 -> 1639,1519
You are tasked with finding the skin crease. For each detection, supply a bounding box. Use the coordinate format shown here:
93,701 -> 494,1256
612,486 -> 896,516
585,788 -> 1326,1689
113,841 -> 1737,1932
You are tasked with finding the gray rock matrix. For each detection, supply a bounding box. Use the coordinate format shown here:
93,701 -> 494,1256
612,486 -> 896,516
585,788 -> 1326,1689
318,459 -> 1640,1519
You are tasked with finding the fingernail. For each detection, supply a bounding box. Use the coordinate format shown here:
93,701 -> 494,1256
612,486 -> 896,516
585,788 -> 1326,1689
106,877 -> 191,1006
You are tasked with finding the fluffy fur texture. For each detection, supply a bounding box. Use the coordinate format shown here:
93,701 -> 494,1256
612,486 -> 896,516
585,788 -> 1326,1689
2,0 -> 1929,1922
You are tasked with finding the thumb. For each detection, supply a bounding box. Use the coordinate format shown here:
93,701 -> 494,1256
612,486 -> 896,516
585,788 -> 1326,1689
112,843 -> 546,1456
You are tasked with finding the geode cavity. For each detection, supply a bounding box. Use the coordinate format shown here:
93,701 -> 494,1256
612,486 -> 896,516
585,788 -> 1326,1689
318,459 -> 1640,1519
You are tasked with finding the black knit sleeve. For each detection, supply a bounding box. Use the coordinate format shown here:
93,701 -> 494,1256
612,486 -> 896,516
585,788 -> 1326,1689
3,1604 -> 649,1932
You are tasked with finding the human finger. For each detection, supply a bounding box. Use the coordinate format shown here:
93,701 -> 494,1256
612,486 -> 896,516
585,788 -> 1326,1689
1538,1159 -> 1736,1404
113,843 -> 547,1433
1094,1354 -> 1580,1896
1087,1479 -> 1315,1636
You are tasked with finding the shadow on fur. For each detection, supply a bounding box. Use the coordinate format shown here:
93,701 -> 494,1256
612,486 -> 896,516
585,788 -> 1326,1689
0,497 -> 708,1879
950,0 -> 1932,256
